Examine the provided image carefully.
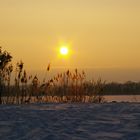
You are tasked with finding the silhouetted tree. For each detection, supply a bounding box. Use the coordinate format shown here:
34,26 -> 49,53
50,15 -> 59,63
0,47 -> 12,104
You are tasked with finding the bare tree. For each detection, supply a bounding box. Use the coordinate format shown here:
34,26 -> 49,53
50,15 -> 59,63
0,47 -> 12,104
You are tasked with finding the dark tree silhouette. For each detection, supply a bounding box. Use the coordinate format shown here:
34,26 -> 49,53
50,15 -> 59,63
0,47 -> 12,104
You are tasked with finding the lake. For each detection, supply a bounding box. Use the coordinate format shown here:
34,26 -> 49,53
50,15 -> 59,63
0,103 -> 140,139
105,95 -> 140,102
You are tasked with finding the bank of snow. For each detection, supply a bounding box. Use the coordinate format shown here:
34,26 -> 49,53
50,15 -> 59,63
0,103 -> 140,140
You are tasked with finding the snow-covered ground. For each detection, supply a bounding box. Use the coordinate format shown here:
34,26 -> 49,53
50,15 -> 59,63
0,103 -> 140,140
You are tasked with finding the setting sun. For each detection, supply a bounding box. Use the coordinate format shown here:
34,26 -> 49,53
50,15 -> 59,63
60,47 -> 69,56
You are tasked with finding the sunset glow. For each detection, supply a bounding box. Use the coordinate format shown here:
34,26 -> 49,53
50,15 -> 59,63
0,0 -> 140,81
60,47 -> 69,56
1,1 -> 140,138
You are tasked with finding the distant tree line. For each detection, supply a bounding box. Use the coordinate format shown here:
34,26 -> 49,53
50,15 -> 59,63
102,81 -> 140,95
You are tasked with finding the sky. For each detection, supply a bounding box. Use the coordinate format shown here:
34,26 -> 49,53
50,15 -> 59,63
0,0 -> 140,81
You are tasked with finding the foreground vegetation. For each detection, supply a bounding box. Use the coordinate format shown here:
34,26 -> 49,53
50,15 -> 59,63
0,47 -> 105,104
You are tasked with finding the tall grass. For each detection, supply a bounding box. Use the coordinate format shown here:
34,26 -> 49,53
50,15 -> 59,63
1,62 -> 105,104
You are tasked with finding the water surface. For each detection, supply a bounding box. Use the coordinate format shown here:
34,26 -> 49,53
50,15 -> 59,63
105,95 -> 140,102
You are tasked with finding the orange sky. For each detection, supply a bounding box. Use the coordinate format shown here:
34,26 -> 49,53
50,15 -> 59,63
0,0 -> 140,71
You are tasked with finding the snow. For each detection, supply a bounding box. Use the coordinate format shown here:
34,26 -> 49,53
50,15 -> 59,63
0,103 -> 140,140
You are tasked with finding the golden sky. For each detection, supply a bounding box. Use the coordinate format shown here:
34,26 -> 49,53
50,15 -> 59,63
0,0 -> 140,70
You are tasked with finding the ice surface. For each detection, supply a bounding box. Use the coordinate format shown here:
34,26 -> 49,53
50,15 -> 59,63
0,103 -> 140,140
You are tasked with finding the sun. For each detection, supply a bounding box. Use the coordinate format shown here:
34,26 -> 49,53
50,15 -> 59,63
60,47 -> 69,55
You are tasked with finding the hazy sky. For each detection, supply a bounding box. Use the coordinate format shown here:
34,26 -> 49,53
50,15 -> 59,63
0,0 -> 140,71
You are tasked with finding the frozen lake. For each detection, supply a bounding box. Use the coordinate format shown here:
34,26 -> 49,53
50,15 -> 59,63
0,103 -> 140,140
105,95 -> 140,102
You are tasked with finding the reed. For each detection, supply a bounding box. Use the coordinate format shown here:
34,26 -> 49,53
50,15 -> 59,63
1,67 -> 105,104
0,47 -> 105,104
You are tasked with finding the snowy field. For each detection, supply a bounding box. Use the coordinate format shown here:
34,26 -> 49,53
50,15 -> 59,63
0,103 -> 140,140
